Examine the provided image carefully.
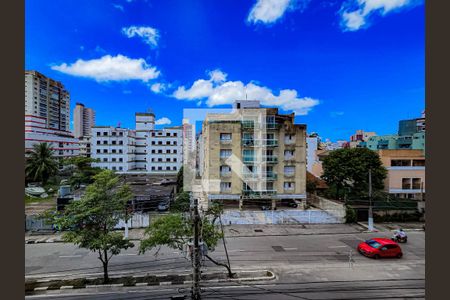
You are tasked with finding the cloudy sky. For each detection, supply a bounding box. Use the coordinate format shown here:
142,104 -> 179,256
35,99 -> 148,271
25,0 -> 424,141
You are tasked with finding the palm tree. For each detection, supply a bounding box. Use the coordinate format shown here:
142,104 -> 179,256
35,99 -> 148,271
25,143 -> 59,185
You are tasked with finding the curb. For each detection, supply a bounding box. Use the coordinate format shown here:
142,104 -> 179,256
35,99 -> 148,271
29,270 -> 275,292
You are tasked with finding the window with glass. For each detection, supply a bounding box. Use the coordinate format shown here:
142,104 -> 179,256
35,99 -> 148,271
220,149 -> 232,159
412,178 -> 422,189
284,166 -> 295,176
220,133 -> 232,141
284,182 -> 295,190
220,182 -> 232,192
402,178 -> 412,189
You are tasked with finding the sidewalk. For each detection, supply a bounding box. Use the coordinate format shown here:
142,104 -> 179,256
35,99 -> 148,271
25,223 -> 367,244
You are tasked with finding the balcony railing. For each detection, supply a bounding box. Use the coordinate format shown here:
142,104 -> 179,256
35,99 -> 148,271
243,190 -> 277,196
220,172 -> 232,178
262,139 -> 278,146
242,121 -> 255,129
284,156 -> 295,161
220,139 -> 233,144
242,139 -> 260,147
243,156 -> 255,163
263,155 -> 278,163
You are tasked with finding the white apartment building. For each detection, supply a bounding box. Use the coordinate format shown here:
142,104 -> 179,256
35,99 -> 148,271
148,126 -> 183,173
74,103 -> 95,138
79,135 -> 91,158
135,111 -> 155,170
25,71 -> 79,158
90,110 -> 184,174
91,127 -> 136,172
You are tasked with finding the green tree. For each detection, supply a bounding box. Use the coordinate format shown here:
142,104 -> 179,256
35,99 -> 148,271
176,166 -> 184,193
170,191 -> 191,212
140,202 -> 233,276
25,142 -> 59,185
321,148 -> 387,199
41,170 -> 134,283
63,156 -> 101,188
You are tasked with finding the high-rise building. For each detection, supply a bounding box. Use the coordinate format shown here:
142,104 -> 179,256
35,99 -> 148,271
198,101 -> 307,210
73,103 -> 95,138
135,111 -> 155,170
25,70 -> 70,131
25,71 -> 79,158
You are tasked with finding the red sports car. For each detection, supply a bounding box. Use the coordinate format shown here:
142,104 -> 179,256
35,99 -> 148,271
357,238 -> 403,259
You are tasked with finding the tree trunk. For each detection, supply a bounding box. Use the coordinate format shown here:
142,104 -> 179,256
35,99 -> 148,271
205,254 -> 235,278
103,249 -> 109,283
103,262 -> 109,284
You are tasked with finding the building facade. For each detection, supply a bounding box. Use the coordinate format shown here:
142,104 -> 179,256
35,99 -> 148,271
349,130 -> 376,148
91,127 -> 136,172
25,71 -> 79,158
377,149 -> 425,200
135,111 -> 155,171
73,103 -> 95,138
198,101 -> 307,209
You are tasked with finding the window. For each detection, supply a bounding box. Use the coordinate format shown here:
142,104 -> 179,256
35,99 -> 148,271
97,132 -> 100,136
103,132 -> 107,136
119,158 -> 123,162
220,149 -> 232,159
119,167 -> 123,171
112,132 -> 116,136
152,141 -> 156,145
173,133 -> 178,137
220,133 -> 232,141
174,149 -> 177,154
166,150 -> 171,154
166,132 -> 170,137
112,167 -> 116,171
119,141 -> 123,145
166,166 -> 171,170
220,182 -> 232,192
158,150 -> 163,154
152,166 -> 155,170
284,166 -> 295,176
96,149 -> 100,153
158,166 -> 162,170
166,141 -> 170,145
103,141 -> 107,145
112,141 -> 116,145
412,178 -> 422,189
103,149 -> 107,153
158,158 -> 163,162
284,182 -> 295,190
285,134 -> 295,144
284,150 -> 295,160
119,132 -> 123,136
243,149 -> 254,162
97,141 -> 100,145
112,158 -> 116,162
402,178 -> 411,189
152,150 -> 156,154
119,149 -> 123,154
174,141 -> 177,145
266,182 -> 274,191
166,158 -> 170,162
412,159 -> 425,166
173,158 -> 177,162
158,141 -> 162,145
103,158 -> 107,162
391,160 -> 412,167
173,166 -> 177,171
112,149 -> 116,153
152,132 -> 155,137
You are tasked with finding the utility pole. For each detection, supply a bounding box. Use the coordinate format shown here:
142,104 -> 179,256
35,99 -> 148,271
219,214 -> 232,275
191,198 -> 201,300
368,169 -> 374,231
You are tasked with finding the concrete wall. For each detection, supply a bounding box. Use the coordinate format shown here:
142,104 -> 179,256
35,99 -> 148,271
307,194 -> 346,222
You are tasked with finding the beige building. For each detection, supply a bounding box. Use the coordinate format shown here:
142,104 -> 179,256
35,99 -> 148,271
198,101 -> 307,209
377,149 -> 425,200
73,103 -> 95,138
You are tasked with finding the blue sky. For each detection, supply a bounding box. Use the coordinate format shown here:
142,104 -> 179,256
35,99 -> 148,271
25,0 -> 424,141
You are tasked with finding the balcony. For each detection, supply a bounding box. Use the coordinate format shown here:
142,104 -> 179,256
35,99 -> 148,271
242,139 -> 260,147
265,123 -> 280,130
263,172 -> 277,180
263,155 -> 278,163
284,155 -> 295,162
242,156 -> 255,163
220,139 -> 233,145
220,172 -> 232,178
242,190 -> 276,196
262,139 -> 278,147
242,121 -> 255,130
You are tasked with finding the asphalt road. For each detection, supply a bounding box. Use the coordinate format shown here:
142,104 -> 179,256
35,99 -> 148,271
26,230 -> 425,299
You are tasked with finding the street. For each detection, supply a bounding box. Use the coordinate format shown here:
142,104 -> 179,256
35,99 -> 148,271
25,226 -> 425,299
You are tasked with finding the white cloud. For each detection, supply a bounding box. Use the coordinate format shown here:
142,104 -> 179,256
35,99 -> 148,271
51,54 -> 160,82
113,4 -> 124,12
173,69 -> 319,115
340,0 -> 422,31
247,0 -> 310,25
150,83 -> 167,93
122,26 -> 159,48
155,117 -> 172,125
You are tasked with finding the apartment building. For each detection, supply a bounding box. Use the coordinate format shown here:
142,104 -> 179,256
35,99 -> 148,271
377,149 -> 425,200
25,71 -> 79,158
148,126 -> 183,173
78,135 -> 91,158
25,70 -> 70,131
91,127 -> 136,172
135,111 -> 155,170
349,130 -> 377,148
73,103 -> 95,138
199,101 -> 307,209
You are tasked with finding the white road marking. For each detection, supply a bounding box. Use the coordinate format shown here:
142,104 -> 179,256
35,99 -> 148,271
284,248 -> 298,251
228,249 -> 245,252
329,245 -> 348,248
58,255 -> 82,258
118,253 -> 137,256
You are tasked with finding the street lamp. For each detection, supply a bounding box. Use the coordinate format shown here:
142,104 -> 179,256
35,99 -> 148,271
368,169 -> 374,231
